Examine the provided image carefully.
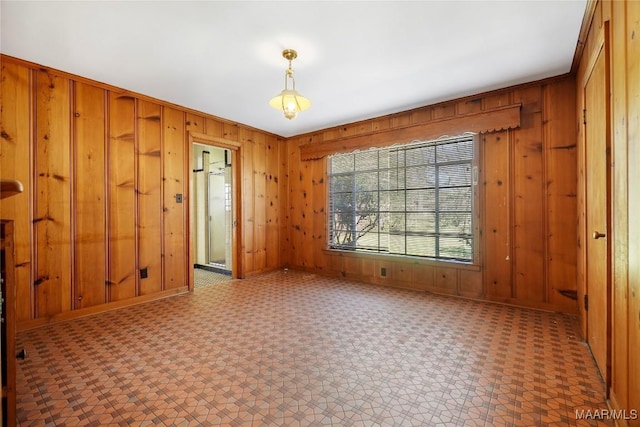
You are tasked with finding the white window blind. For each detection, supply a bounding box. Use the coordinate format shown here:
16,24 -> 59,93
328,134 -> 475,262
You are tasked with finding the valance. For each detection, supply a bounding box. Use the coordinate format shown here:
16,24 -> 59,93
300,103 -> 521,160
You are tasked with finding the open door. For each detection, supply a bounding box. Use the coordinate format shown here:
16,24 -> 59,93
192,144 -> 233,275
188,132 -> 242,289
583,23 -> 611,389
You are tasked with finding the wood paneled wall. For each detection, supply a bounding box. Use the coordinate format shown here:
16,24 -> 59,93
0,56 -> 286,330
285,77 -> 578,314
575,0 -> 640,422
2,3 -> 637,418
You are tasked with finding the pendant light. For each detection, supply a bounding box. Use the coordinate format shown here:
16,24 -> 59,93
269,49 -> 311,119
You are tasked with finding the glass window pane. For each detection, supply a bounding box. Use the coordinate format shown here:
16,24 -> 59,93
330,216 -> 354,247
406,235 -> 436,257
378,231 -> 390,252
331,174 -> 354,193
406,189 -> 436,211
439,187 -> 472,211
355,191 -> 378,213
387,213 -> 405,233
405,145 -> 435,166
437,139 -> 473,162
439,164 -> 471,188
356,222 -> 379,250
355,151 -> 378,171
406,165 -> 435,189
386,167 -> 404,190
389,233 -> 406,254
331,155 -> 354,173
388,191 -> 405,212
406,213 -> 436,233
439,236 -> 473,260
355,172 -> 378,192
331,193 -> 355,214
328,135 -> 475,262
439,213 -> 473,235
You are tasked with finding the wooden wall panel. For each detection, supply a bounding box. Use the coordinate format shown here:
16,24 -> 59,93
288,137 -> 305,269
162,106 -> 186,290
265,135 -> 280,269
34,71 -> 72,318
185,113 -> 204,135
482,132 -> 512,299
609,0 -> 628,412
574,0 -> 639,418
223,123 -> 238,142
73,81 -> 107,309
625,0 -> 640,418
311,157 -> 327,272
108,93 -> 137,301
512,86 -> 545,304
482,92 -> 511,110
543,80 -> 578,312
253,132 -> 267,272
434,267 -> 457,295
299,156 -> 314,269
240,128 -> 255,275
411,264 -> 436,291
458,270 -> 482,298
278,135 -> 290,268
204,117 -> 224,138
137,100 -> 162,295
0,63 -> 32,322
287,77 -> 577,314
2,55 -> 284,328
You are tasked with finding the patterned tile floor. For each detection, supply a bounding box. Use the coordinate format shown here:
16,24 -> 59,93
16,270 -> 610,426
193,268 -> 233,289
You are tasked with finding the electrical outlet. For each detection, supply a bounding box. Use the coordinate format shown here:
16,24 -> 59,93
140,267 -> 148,279
381,267 -> 387,277
175,193 -> 183,203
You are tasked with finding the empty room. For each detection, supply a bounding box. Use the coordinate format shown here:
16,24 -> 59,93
0,0 -> 638,426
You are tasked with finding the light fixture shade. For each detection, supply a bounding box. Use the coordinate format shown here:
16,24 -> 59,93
269,89 -> 311,120
269,49 -> 311,120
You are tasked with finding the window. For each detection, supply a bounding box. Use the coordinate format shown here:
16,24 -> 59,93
328,134 -> 476,262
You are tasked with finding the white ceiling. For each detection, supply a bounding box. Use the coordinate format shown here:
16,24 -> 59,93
1,1 -> 587,138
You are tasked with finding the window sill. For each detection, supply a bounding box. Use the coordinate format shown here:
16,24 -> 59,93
322,248 -> 481,272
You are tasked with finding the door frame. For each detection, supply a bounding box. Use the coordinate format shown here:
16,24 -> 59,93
580,21 -> 612,390
187,132 -> 242,289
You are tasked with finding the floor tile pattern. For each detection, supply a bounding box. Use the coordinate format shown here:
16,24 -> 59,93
193,268 -> 233,289
16,270 -> 610,426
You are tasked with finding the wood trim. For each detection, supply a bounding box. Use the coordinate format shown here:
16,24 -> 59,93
189,132 -> 241,150
299,104 -> 521,160
187,131 -> 242,282
16,287 -> 188,332
571,0 -> 598,74
582,23 -> 607,84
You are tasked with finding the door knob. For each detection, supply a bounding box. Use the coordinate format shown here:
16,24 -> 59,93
593,231 -> 606,239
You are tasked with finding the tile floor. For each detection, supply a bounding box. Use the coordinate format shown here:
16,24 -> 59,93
193,268 -> 233,289
16,270 -> 610,426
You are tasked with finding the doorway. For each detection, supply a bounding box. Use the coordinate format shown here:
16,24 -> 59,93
192,143 -> 233,277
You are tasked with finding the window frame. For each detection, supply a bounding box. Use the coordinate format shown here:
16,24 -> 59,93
326,133 -> 480,265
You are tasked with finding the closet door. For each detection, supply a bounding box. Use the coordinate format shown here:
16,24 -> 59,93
583,24 -> 611,387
